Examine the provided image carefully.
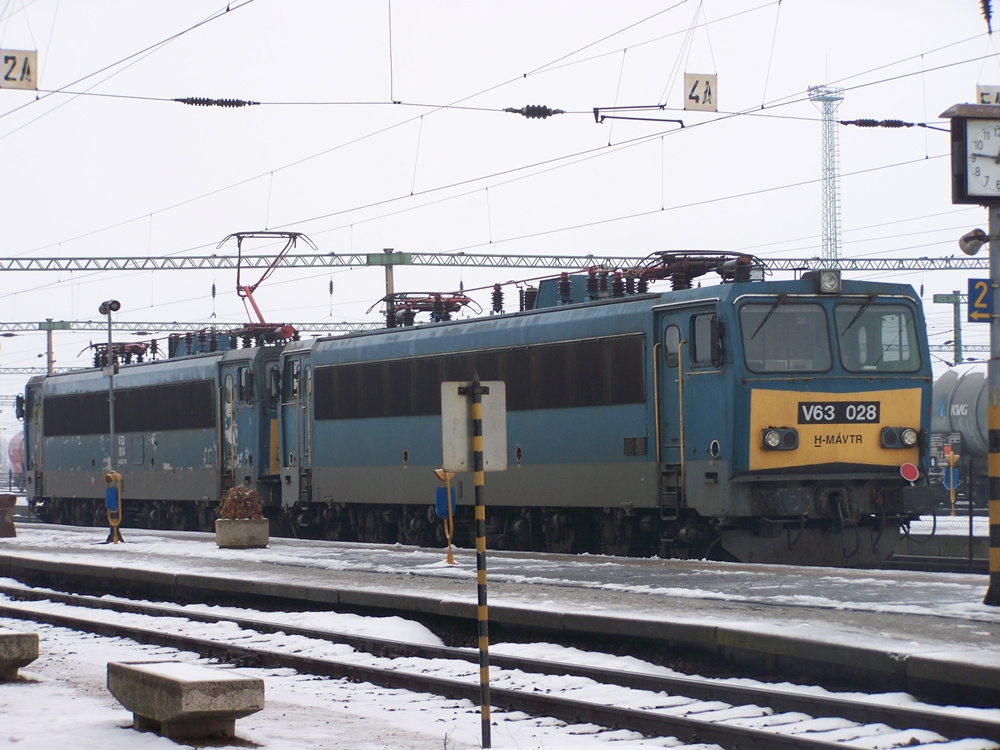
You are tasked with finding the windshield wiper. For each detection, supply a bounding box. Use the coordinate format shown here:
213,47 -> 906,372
841,295 -> 876,337
750,294 -> 787,340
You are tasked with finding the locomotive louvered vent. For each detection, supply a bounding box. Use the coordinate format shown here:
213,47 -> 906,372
314,335 -> 645,420
42,381 -> 216,436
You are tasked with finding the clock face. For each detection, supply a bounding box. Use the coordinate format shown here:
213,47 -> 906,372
966,118 -> 1000,197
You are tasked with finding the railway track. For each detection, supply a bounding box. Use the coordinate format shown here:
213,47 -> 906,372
1,583 -> 997,749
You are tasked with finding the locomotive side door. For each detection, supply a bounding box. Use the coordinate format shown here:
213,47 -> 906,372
219,359 -> 263,495
656,317 -> 684,516
279,355 -> 312,507
23,381 -> 44,500
656,306 -> 728,517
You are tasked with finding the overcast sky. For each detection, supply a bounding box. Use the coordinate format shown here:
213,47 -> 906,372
0,0 -> 997,444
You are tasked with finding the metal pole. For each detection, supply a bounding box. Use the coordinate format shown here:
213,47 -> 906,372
471,375 -> 491,748
953,291 -> 963,365
45,319 -> 54,375
107,311 -> 115,474
384,248 -> 396,328
985,205 -> 1000,605
969,457 -> 975,574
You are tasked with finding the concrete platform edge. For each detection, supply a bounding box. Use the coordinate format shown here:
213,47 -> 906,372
1,551 -> 997,706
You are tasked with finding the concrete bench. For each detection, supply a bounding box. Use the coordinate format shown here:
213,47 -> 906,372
0,494 -> 16,538
0,629 -> 39,680
107,661 -> 264,740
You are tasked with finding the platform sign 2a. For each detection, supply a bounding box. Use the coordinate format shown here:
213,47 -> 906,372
1,49 -> 37,90
968,278 -> 993,322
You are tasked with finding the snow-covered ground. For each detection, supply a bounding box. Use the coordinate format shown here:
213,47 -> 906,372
4,594 -> 999,750
3,497 -> 1000,748
1,616 -> 709,750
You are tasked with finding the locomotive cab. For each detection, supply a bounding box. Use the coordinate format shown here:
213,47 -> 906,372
655,272 -> 934,565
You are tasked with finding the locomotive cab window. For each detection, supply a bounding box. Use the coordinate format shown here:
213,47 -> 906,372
691,314 -> 723,368
237,366 -> 254,404
267,364 -> 281,407
663,325 -> 681,368
835,302 -> 920,372
283,359 -> 301,400
739,302 -> 831,373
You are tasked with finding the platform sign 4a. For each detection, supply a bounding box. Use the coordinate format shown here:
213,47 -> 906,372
1,50 -> 37,90
968,278 -> 993,322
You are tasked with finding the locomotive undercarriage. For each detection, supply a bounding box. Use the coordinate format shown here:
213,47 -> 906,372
29,482 -> 919,567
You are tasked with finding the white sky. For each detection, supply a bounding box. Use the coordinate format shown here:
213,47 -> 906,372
1,0 -> 999,445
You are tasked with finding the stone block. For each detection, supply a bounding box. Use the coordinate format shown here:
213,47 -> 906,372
0,494 -> 16,538
0,630 -> 39,680
215,518 -> 269,549
107,661 -> 264,739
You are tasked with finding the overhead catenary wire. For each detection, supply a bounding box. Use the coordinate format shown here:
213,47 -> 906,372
2,3 -> 985,270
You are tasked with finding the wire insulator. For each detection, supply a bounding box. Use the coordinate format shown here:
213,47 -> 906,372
504,104 -> 565,119
175,97 -> 259,108
841,118 -> 914,128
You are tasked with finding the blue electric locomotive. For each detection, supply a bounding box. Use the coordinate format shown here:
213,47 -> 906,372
274,254 -> 935,565
21,332 -> 284,530
19,252 -> 936,566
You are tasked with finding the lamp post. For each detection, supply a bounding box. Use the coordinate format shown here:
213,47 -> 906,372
99,299 -> 123,543
99,300 -> 121,465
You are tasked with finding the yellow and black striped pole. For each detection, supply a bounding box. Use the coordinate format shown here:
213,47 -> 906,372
988,401 -> 1000,605
987,204 -> 1000,607
468,376 -> 492,747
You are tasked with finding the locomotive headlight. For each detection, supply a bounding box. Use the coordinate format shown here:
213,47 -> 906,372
818,269 -> 841,293
762,428 -> 798,450
881,427 -> 919,449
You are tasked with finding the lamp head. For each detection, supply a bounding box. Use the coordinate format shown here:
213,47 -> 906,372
959,228 -> 989,256
99,299 -> 121,315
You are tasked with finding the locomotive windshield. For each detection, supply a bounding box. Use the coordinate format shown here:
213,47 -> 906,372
835,302 -> 921,372
739,302 -> 832,373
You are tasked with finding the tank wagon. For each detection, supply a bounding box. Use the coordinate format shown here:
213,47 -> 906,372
931,365 -> 990,507
19,253 -> 937,566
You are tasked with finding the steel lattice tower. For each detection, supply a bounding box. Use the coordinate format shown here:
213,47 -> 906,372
809,85 -> 845,263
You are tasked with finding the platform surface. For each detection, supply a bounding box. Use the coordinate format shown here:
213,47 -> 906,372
2,523 -> 999,701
